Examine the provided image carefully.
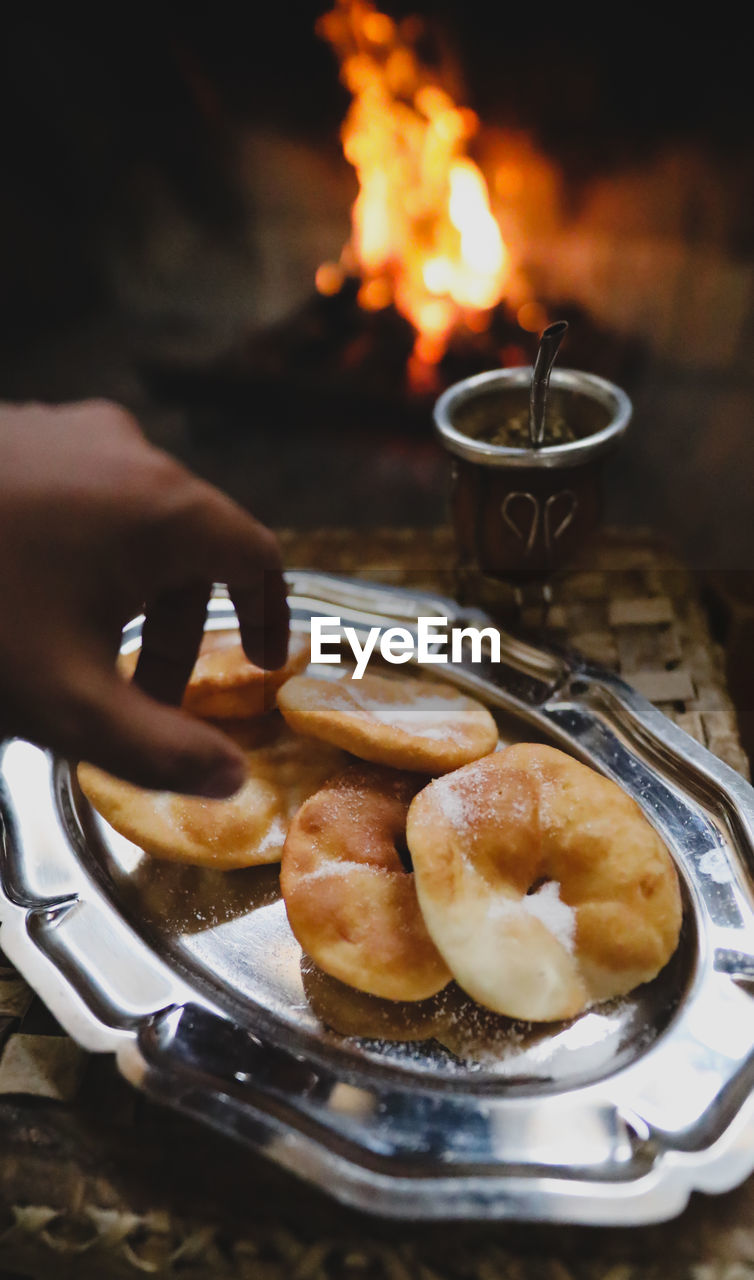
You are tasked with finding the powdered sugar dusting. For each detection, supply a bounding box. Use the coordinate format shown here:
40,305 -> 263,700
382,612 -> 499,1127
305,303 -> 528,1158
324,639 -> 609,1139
487,881 -> 575,953
433,775 -> 470,828
521,880 -> 576,952
301,859 -> 390,882
433,770 -> 483,826
256,816 -> 286,855
698,847 -> 732,885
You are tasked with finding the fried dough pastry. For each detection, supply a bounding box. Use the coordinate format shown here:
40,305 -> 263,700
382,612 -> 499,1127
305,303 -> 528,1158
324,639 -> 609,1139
281,765 -> 451,1001
406,743 -> 683,1022
119,629 -> 310,719
300,960 -> 444,1042
78,716 -> 345,869
277,672 -> 498,774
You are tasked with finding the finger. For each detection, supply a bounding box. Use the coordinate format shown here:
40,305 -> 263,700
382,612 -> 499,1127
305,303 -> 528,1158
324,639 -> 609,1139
60,399 -> 147,442
230,571 -> 289,671
135,583 -> 211,705
75,675 -> 248,796
163,484 -> 289,670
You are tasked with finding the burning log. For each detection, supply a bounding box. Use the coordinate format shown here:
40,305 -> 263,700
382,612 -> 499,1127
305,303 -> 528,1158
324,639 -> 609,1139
315,0 -> 513,390
138,285 -> 645,435
138,2 -> 647,430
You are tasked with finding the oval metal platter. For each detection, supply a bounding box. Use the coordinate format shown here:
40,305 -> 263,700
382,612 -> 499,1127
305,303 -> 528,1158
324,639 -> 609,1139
3,570 -> 754,1225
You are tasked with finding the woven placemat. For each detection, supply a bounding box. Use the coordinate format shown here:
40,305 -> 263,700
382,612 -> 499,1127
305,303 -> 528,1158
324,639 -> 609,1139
0,527 -> 751,1279
277,526 -> 749,779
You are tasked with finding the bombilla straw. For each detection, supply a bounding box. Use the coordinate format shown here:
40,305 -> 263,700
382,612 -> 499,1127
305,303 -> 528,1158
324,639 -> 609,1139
529,320 -> 568,448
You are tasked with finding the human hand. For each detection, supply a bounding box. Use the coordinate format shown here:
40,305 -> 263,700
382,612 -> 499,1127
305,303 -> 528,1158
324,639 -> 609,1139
0,400 -> 288,796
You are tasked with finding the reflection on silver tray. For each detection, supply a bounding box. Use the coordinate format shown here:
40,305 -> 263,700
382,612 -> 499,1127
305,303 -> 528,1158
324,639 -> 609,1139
3,571 -> 754,1225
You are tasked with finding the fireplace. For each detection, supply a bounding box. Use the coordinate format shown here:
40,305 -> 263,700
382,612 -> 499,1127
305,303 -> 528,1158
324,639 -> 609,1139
0,5 -> 751,568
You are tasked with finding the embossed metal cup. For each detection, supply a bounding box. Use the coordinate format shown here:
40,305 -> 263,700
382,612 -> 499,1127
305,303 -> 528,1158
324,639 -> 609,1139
434,367 -> 632,605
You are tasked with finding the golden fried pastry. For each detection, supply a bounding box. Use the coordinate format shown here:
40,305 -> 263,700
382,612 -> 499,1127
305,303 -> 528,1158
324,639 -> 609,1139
406,743 -> 683,1022
281,765 -> 451,1001
277,672 -> 498,774
300,962 -> 528,1063
300,960 -> 444,1042
118,629 -> 310,719
78,716 -> 345,869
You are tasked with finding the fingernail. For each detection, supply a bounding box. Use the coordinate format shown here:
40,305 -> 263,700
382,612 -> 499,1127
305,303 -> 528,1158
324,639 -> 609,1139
196,756 -> 246,799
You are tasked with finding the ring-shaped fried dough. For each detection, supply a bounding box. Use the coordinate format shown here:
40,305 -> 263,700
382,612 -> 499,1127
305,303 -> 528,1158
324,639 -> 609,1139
119,629 -> 310,719
406,743 -> 683,1022
78,717 -> 346,869
281,765 -> 451,1001
277,672 -> 498,774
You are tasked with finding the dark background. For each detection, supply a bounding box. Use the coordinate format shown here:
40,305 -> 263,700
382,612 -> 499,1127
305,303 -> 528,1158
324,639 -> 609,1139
0,4 -> 751,568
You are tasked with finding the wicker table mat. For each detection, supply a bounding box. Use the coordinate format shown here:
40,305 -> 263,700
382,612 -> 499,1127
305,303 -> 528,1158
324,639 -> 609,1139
0,528 -> 751,1280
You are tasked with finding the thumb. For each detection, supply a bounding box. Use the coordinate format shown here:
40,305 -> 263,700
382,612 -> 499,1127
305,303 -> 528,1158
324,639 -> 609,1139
78,675 -> 247,797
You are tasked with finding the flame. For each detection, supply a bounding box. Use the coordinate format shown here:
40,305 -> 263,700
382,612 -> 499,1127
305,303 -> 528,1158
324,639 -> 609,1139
317,0 -> 509,375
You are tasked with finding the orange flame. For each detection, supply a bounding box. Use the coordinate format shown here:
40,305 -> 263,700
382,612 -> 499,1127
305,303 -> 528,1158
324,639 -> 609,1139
317,0 -> 509,376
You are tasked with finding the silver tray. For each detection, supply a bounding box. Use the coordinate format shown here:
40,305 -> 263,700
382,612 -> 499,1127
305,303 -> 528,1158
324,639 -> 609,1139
3,571 -> 754,1226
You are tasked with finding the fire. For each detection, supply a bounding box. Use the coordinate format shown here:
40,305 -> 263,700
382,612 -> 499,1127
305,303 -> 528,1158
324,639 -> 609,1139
317,0 -> 509,377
